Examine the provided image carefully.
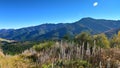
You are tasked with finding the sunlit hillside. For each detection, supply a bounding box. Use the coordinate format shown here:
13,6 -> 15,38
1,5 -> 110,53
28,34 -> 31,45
0,32 -> 120,68
0,0 -> 120,68
0,38 -> 14,43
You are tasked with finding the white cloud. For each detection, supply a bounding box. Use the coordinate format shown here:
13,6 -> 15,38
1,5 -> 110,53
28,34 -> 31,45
93,2 -> 98,7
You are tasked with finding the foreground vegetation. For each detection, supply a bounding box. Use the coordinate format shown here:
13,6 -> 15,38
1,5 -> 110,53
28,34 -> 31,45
0,32 -> 120,68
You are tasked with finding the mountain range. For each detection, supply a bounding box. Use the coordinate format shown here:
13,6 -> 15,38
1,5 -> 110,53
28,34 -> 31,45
0,17 -> 120,41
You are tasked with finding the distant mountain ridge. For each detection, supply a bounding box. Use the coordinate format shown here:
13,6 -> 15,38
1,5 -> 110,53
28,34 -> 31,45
0,17 -> 120,41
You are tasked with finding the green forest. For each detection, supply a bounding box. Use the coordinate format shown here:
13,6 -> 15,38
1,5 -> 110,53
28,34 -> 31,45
0,32 -> 120,68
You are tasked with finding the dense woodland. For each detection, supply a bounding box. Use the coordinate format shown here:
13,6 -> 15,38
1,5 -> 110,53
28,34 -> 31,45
0,32 -> 120,68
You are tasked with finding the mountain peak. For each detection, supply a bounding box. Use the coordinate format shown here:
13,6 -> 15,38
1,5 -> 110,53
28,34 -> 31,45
0,18 -> 120,41
80,17 -> 95,21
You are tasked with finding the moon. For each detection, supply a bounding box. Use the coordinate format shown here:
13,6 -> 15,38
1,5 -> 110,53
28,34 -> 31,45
93,2 -> 98,7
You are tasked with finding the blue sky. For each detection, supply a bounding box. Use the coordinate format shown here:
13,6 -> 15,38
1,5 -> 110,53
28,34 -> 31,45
0,0 -> 120,29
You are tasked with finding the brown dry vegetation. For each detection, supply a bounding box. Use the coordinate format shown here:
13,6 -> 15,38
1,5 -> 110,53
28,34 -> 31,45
100,48 -> 120,68
0,32 -> 120,68
0,53 -> 35,68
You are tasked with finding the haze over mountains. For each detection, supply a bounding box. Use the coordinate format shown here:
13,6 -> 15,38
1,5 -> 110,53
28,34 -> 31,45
0,17 -> 120,41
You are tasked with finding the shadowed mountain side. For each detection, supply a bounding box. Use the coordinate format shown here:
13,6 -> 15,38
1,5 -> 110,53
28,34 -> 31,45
0,17 -> 120,41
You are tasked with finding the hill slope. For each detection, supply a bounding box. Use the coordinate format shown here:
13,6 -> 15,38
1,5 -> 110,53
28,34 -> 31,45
0,17 -> 120,41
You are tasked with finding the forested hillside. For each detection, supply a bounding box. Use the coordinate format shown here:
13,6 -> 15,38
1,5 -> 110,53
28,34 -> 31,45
1,18 -> 120,41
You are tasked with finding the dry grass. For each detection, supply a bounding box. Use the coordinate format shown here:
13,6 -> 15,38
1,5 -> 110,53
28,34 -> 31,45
100,48 -> 120,68
0,51 -> 35,68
